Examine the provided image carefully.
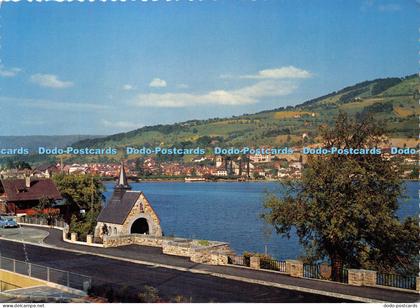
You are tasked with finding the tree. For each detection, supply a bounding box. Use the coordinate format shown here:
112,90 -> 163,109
53,173 -> 105,236
4,160 -> 31,170
262,112 -> 420,277
34,196 -> 52,217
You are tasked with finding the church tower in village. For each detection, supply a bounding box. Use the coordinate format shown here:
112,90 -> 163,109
95,162 -> 163,238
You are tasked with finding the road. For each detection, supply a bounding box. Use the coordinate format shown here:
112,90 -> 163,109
1,227 -> 418,303
0,239 -> 351,303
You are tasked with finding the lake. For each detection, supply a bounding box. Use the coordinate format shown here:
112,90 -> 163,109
103,181 -> 419,260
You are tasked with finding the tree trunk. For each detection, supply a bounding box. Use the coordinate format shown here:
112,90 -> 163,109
331,253 -> 343,282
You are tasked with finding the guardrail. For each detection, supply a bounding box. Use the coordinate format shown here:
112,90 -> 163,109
260,259 -> 286,272
227,256 -> 250,267
304,264 -> 348,283
17,216 -> 67,229
0,256 -> 91,292
377,272 -> 416,290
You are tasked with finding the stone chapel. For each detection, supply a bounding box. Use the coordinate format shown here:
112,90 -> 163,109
95,163 -> 163,238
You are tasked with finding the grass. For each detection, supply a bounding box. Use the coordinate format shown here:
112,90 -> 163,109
273,111 -> 314,119
394,106 -> 416,117
197,240 -> 210,246
339,98 -> 384,111
381,75 -> 419,96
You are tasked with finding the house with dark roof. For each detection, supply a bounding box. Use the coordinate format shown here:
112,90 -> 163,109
95,163 -> 162,238
33,163 -> 60,178
0,176 -> 62,215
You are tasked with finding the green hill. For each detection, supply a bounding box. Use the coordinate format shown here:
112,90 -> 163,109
1,74 -> 417,165
74,74 -> 419,153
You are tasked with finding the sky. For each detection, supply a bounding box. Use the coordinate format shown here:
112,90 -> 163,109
0,0 -> 417,136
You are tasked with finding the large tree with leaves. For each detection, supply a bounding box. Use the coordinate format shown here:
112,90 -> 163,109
53,173 -> 105,236
263,112 -> 419,277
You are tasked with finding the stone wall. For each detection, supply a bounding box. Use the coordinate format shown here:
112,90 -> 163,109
103,235 -> 135,248
250,256 -> 260,269
363,270 -> 377,287
348,269 -> 377,287
189,243 -> 233,264
348,269 -> 364,286
286,260 -> 303,277
162,240 -> 192,257
209,254 -> 228,265
103,234 -> 234,265
133,235 -> 163,247
103,234 -> 163,248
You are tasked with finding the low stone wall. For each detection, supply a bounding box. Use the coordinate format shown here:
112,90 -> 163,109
163,240 -> 192,257
133,235 -> 163,247
103,234 -> 164,248
103,235 -> 133,248
209,254 -> 229,265
286,260 -> 304,277
348,269 -> 377,287
189,243 -> 234,264
103,234 -> 233,265
62,228 -> 103,248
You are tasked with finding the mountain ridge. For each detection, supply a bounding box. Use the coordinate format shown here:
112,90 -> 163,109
72,74 -> 418,151
0,74 -> 417,165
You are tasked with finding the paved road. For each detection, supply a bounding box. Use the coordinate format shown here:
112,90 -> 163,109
2,226 -> 418,303
0,240 -> 349,303
0,227 -> 48,244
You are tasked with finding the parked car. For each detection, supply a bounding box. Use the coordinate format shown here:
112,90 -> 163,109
0,217 -> 19,228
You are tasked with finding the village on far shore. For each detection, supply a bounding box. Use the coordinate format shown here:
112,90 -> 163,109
0,146 -> 417,184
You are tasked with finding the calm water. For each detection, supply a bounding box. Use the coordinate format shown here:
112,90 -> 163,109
103,181 -> 419,260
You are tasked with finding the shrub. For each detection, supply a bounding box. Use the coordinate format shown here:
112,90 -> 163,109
138,285 -> 160,303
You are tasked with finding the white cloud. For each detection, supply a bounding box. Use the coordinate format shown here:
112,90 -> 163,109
30,74 -> 74,89
0,66 -> 21,77
130,66 -> 310,108
101,119 -> 140,130
240,66 -> 312,79
122,84 -> 135,91
131,80 -> 297,108
149,78 -> 167,88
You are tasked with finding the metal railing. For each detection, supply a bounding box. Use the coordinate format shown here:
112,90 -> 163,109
17,216 -> 68,229
377,273 -> 416,290
304,264 -> 321,279
260,259 -> 287,273
0,256 -> 91,292
227,256 -> 250,267
303,264 -> 348,283
337,268 -> 349,284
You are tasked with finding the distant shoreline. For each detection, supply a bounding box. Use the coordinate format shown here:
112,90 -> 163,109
102,178 -> 418,184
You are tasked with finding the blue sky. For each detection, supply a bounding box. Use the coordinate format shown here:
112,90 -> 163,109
0,0 -> 417,135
